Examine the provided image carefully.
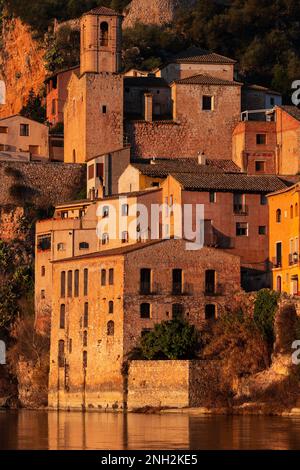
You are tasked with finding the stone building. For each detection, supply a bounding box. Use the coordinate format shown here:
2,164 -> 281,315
64,6 -> 243,163
48,238 -> 241,410
0,115 -> 49,160
233,106 -> 300,176
160,172 -> 288,291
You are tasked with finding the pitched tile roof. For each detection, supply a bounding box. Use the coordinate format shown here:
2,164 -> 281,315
83,6 -> 120,16
206,159 -> 241,173
174,74 -> 242,86
173,47 -> 236,64
124,77 -> 169,88
244,84 -> 281,96
171,173 -> 288,193
131,159 -> 224,178
278,106 -> 300,122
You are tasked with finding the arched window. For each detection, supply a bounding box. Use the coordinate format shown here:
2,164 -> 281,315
60,304 -> 65,329
296,203 -> 299,217
107,320 -> 114,336
276,276 -> 282,293
58,340 -> 65,368
108,301 -> 114,314
100,22 -> 109,46
291,205 -> 294,219
276,209 -> 281,223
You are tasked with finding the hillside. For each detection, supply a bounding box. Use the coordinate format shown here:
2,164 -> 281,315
123,0 -> 197,27
0,17 -> 46,119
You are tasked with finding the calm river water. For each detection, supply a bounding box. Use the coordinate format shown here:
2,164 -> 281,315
1,410 -> 300,450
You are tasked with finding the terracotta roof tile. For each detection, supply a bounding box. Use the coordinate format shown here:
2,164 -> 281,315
206,159 -> 241,173
278,105 -> 300,122
124,77 -> 169,88
131,159 -> 224,178
174,47 -> 236,64
171,173 -> 288,193
174,74 -> 242,86
83,6 -> 120,16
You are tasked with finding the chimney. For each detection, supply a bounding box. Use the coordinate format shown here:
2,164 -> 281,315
144,93 -> 153,122
198,152 -> 206,166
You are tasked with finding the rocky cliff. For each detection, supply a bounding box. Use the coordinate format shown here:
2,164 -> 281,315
0,18 -> 46,119
123,0 -> 197,27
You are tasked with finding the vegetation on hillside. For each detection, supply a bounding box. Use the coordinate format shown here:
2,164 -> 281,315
3,1 -> 300,98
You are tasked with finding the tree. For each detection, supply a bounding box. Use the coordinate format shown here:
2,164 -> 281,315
253,289 -> 279,349
133,318 -> 199,360
20,89 -> 46,123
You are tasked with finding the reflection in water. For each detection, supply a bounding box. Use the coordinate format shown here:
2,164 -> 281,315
1,410 -> 300,450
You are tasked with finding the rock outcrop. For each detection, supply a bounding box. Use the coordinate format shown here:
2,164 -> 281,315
0,18 -> 46,119
123,0 -> 197,28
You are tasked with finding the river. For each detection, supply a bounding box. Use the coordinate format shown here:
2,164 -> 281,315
1,410 -> 300,450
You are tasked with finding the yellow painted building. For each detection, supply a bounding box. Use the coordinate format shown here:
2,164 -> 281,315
267,183 -> 300,294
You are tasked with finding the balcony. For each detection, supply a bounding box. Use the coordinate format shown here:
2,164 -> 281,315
204,284 -> 224,297
289,253 -> 299,266
233,204 -> 249,216
272,257 -> 282,268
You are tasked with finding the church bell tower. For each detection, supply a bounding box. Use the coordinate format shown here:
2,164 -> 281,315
80,6 -> 123,75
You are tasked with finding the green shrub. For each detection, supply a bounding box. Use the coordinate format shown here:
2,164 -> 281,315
133,318 -> 199,360
254,289 -> 279,347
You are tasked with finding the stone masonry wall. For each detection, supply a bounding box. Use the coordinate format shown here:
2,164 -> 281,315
0,161 -> 86,208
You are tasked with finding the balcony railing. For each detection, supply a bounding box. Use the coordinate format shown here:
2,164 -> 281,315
289,253 -> 299,266
233,204 -> 249,216
272,257 -> 282,268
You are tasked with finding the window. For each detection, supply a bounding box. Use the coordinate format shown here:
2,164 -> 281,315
84,269 -> 88,296
152,182 -> 160,187
72,149 -> 76,162
236,222 -> 248,236
260,194 -> 267,205
291,205 -> 294,219
61,211 -> 68,219
52,99 -> 56,115
83,302 -> 88,328
233,193 -> 246,214
37,235 -> 51,251
140,268 -> 151,294
41,290 -> 45,299
276,276 -> 282,293
0,126 -> 8,134
79,242 -> 89,250
172,269 -> 183,295
122,231 -> 129,243
275,242 -> 282,267
256,134 -> 266,145
60,271 -> 66,298
96,163 -> 103,178
296,203 -> 299,217
20,123 -> 29,136
259,226 -> 266,235
101,269 -> 106,286
109,268 -> 114,285
69,339 -> 72,354
83,350 -> 87,369
102,233 -> 109,245
41,266 -> 45,277
209,191 -> 216,203
122,204 -> 129,216
107,320 -> 114,336
172,303 -> 184,320
58,340 -> 65,368
67,271 -> 72,297
100,21 -> 109,46
205,304 -> 216,320
276,209 -> 281,223
205,270 -> 216,294
83,330 -> 88,347
202,95 -> 213,110
255,161 -> 265,172
140,303 -> 151,319
60,304 -> 65,329
57,242 -> 66,252
88,165 -> 94,180
270,97 -> 275,106
74,270 -> 79,297
102,206 -> 109,217
108,301 -> 114,314
102,105 -> 107,114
